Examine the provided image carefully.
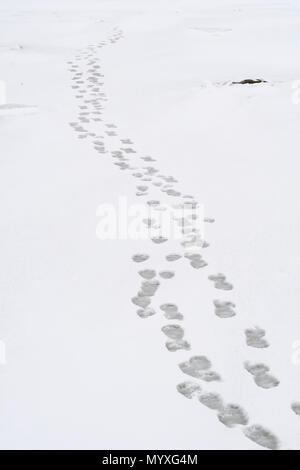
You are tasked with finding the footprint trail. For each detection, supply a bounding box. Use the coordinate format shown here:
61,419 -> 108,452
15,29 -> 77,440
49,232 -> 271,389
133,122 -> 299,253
67,29 -> 282,450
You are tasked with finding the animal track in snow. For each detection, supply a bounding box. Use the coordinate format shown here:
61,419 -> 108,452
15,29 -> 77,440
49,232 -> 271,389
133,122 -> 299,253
131,295 -> 151,309
122,147 -> 136,154
137,307 -> 156,319
185,252 -> 207,269
138,269 -> 156,280
198,392 -> 224,411
140,279 -> 160,296
141,156 -> 156,162
243,424 -> 279,450
244,362 -> 269,375
162,324 -> 184,340
213,300 -> 236,318
160,303 -> 183,320
244,361 -> 279,389
161,325 -> 190,352
166,339 -> 191,352
179,355 -> 221,382
166,253 -> 182,262
151,236 -> 168,244
136,185 -> 148,192
132,253 -> 149,263
208,273 -> 233,291
177,381 -> 201,399
159,271 -> 175,279
179,356 -> 209,375
217,404 -> 248,428
245,327 -> 269,349
198,371 -> 221,382
254,374 -> 279,389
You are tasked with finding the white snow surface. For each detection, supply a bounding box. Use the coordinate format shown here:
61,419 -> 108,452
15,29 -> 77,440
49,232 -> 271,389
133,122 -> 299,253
1,0 -> 300,450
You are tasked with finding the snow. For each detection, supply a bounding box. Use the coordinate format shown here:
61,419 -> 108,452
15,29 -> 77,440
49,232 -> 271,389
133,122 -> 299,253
1,0 -> 300,450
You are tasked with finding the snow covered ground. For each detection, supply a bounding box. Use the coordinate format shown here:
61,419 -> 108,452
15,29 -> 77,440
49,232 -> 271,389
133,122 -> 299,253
1,0 -> 300,450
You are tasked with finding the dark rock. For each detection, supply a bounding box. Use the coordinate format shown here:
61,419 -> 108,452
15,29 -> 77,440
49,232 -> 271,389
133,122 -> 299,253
232,79 -> 267,85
